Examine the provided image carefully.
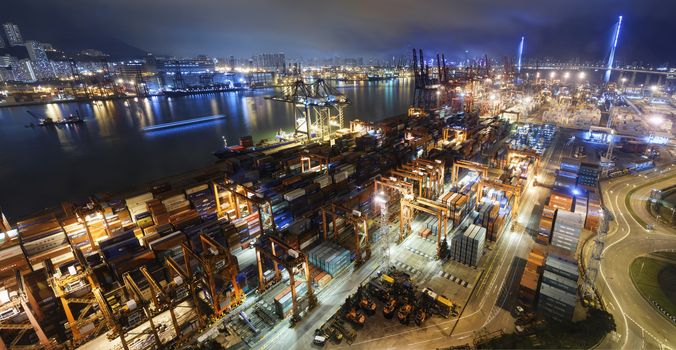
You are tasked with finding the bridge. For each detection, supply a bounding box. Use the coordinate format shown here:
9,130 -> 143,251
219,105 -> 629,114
517,16 -> 673,86
521,65 -> 672,76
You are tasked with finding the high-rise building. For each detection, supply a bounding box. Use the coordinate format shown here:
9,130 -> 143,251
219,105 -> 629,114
0,35 -> 5,49
3,23 -> 24,46
19,59 -> 36,81
253,53 -> 286,72
25,41 -> 54,79
26,41 -> 47,62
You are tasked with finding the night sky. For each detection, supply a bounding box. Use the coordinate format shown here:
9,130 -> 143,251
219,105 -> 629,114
3,0 -> 675,63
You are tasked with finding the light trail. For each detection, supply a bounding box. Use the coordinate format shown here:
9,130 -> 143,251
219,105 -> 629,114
142,114 -> 226,131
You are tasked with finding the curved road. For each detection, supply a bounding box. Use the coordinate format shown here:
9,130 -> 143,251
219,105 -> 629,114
596,165 -> 676,350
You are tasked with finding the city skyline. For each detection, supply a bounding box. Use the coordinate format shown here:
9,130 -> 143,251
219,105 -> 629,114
2,0 -> 676,63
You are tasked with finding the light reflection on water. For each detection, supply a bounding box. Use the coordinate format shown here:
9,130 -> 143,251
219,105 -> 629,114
0,79 -> 412,218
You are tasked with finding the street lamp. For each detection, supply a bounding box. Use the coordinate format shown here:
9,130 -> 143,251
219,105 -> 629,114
578,72 -> 585,80
374,192 -> 390,265
549,71 -> 556,79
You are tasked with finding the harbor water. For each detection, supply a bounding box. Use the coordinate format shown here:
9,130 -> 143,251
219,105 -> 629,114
0,79 -> 413,219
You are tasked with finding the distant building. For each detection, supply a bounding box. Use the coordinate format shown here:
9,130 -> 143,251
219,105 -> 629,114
25,41 -> 47,62
0,55 -> 34,82
0,35 -> 5,49
19,59 -> 36,81
3,23 -> 24,46
153,56 -> 216,88
80,49 -> 107,57
25,41 -> 54,79
253,53 -> 285,72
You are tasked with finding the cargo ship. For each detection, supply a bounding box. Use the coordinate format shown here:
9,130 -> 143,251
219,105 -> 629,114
162,84 -> 246,97
214,132 -> 302,160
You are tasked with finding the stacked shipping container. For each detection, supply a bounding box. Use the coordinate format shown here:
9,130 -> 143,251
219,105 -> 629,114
450,224 -> 485,267
550,210 -> 584,254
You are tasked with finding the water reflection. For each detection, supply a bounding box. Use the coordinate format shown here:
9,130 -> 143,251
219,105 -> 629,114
0,80 -> 413,217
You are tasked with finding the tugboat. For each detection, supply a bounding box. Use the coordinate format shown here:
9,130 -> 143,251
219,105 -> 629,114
26,110 -> 85,128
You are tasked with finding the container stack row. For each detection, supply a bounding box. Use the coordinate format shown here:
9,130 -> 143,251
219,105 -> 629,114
537,254 -> 579,322
17,214 -> 72,270
308,241 -> 351,277
518,245 -> 546,309
585,192 -> 602,232
550,210 -> 585,254
186,184 -> 217,220
537,206 -> 556,245
450,224 -> 486,267
273,280 -> 307,318
439,192 -> 468,225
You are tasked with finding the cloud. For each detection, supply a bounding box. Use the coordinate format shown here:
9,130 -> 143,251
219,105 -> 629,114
4,0 -> 675,62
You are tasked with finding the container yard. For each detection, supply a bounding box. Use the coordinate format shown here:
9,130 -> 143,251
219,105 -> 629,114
1,57 -> 648,349
0,97 -> 539,349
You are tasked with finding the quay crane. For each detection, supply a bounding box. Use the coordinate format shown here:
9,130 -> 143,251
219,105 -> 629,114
270,79 -> 349,141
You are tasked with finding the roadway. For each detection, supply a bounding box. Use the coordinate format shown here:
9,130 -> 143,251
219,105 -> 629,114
250,125 -> 573,349
593,164 -> 676,350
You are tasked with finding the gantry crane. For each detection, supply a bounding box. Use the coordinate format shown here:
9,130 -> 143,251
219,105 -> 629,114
506,148 -> 541,174
270,79 -> 349,141
213,181 -> 275,233
139,255 -> 205,344
399,196 -> 450,258
411,48 -> 438,110
93,278 -> 159,350
401,159 -> 445,198
320,203 -> 371,267
349,119 -> 376,134
300,151 -> 329,174
0,272 -> 54,350
441,127 -> 467,144
390,159 -> 445,199
45,250 -> 107,346
390,168 -> 425,198
121,273 -> 162,347
477,178 -> 522,216
255,236 -> 317,322
373,175 -> 414,197
451,160 -> 489,185
182,234 -> 243,318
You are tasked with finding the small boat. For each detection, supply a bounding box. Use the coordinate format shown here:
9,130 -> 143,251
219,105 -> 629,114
27,110 -> 85,127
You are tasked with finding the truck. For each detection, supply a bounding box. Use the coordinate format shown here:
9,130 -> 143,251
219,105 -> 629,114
383,297 -> 397,319
345,307 -> 366,327
397,303 -> 413,324
359,295 -> 377,315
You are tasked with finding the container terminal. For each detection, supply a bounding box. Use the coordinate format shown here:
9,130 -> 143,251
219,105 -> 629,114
0,47 -> 673,350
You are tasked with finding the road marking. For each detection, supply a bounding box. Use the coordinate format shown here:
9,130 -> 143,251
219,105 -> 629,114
407,336 -> 445,346
625,313 -> 672,350
599,167 -> 676,350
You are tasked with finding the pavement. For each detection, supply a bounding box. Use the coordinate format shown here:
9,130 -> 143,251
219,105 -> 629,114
593,164 -> 676,350
246,125 -> 572,350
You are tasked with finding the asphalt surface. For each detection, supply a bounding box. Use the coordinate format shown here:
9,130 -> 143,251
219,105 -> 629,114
594,165 -> 676,350
250,126 -> 572,350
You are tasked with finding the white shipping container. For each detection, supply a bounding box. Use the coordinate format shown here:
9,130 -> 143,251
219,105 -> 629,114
284,189 -> 306,201
185,184 -> 209,195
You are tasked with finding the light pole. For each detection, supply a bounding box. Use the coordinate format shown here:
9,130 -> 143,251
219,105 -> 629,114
374,192 -> 390,266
